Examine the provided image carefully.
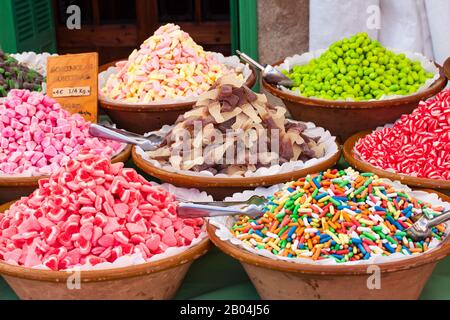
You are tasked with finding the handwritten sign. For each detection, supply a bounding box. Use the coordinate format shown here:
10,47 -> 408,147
46,53 -> 98,122
52,86 -> 91,97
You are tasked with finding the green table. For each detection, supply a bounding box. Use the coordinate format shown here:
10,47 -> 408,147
1,157 -> 449,300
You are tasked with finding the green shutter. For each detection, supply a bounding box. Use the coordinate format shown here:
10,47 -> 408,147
230,0 -> 259,90
237,0 -> 258,62
0,0 -> 57,53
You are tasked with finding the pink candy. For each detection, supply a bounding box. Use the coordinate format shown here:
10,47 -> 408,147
355,89 -> 450,180
101,24 -> 238,103
0,90 -> 123,176
0,150 -> 204,270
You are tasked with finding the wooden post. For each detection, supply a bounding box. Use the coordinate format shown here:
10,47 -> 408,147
194,0 -> 202,23
136,0 -> 158,44
91,0 -> 100,25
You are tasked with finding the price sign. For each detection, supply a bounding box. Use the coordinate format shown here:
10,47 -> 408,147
52,86 -> 91,97
46,53 -> 98,122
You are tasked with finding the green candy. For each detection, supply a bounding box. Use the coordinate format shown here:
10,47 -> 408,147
284,32 -> 433,101
0,51 -> 44,97
278,226 -> 289,237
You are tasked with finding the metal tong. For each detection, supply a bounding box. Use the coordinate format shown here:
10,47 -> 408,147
236,50 -> 294,87
406,210 -> 450,241
177,195 -> 267,219
89,123 -> 163,151
178,195 -> 450,242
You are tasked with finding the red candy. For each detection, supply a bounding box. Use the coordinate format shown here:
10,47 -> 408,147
0,90 -> 123,176
355,89 -> 450,180
0,150 -> 204,270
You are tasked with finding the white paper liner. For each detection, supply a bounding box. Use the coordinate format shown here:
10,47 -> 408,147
10,52 -> 57,77
135,121 -> 338,178
353,123 -> 449,180
209,178 -> 450,266
6,182 -> 213,271
277,48 -> 440,101
98,52 -> 252,105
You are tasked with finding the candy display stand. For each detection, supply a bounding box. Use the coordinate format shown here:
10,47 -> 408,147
0,200 -> 210,300
131,145 -> 341,200
98,62 -> 257,134
207,190 -> 450,300
262,62 -> 447,142
343,131 -> 450,196
0,145 -> 132,204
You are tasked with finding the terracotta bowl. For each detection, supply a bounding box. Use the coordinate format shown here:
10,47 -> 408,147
131,145 -> 341,200
444,57 -> 450,80
98,61 -> 257,134
0,145 -> 132,204
207,190 -> 450,300
0,201 -> 210,300
343,130 -> 450,197
262,61 -> 448,142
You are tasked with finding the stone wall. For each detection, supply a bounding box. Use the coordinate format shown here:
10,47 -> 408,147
257,0 -> 310,107
257,0 -> 310,64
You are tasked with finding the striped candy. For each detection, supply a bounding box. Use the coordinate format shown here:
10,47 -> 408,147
355,89 -> 450,180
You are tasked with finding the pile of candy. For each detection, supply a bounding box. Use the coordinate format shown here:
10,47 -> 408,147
0,51 -> 44,96
355,89 -> 450,180
283,32 -> 435,101
147,76 -> 325,175
11,52 -> 56,77
231,168 -> 446,262
0,151 -> 204,270
102,23 -> 241,103
0,90 -> 123,176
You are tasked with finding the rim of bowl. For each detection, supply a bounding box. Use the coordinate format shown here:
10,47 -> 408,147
343,130 -> 450,189
207,189 -> 450,275
131,144 -> 342,187
0,145 -> 132,187
98,61 -> 257,111
262,60 -> 448,109
0,236 -> 210,282
444,57 -> 450,81
0,198 -> 210,282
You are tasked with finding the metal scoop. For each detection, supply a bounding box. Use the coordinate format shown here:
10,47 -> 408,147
177,195 -> 267,219
405,210 -> 450,241
236,50 -> 294,87
89,123 -> 163,151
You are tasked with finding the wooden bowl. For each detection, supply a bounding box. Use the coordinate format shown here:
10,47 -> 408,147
343,130 -> 450,196
0,200 -> 210,300
99,61 -> 258,134
0,145 -> 132,204
207,189 -> 450,300
131,144 -> 341,200
262,61 -> 448,142
444,57 -> 450,80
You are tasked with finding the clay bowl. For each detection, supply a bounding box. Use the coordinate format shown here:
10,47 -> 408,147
262,61 -> 448,142
343,130 -> 450,197
132,145 -> 341,200
98,61 -> 257,134
0,201 -> 210,300
444,57 -> 450,80
208,189 -> 450,300
0,145 -> 132,204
